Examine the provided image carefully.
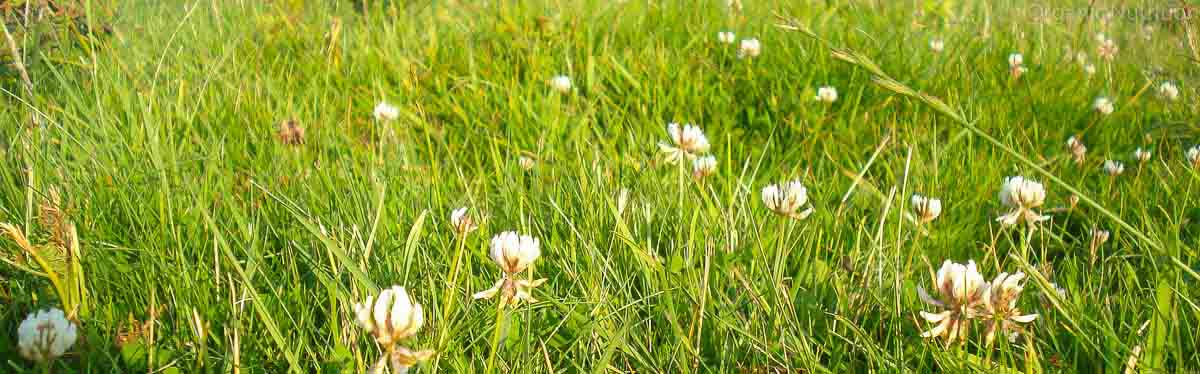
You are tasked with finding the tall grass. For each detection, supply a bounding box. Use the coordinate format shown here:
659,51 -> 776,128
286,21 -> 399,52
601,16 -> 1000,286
1,0 -> 1197,372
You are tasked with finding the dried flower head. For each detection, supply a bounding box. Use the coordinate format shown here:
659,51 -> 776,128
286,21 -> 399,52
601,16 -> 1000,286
996,176 -> 1049,227
918,260 -> 988,343
911,194 -> 942,224
277,119 -> 305,145
18,308 -> 78,363
1187,146 -> 1200,168
473,232 -> 547,307
1088,226 -> 1110,264
37,187 -> 72,249
1066,136 -> 1087,165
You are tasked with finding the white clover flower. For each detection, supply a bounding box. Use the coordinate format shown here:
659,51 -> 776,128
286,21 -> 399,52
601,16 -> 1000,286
474,231 -> 547,307
353,286 -> 434,372
549,75 -> 572,94
1008,53 -> 1024,68
518,156 -> 535,171
814,86 -> 838,103
487,231 -> 540,274
1134,148 -> 1151,163
718,31 -> 736,44
762,180 -> 814,220
1103,160 -> 1125,176
979,272 -> 1039,345
1084,63 -> 1096,76
354,286 -> 425,346
1158,82 -> 1179,101
1093,97 -> 1114,115
996,176 -> 1049,226
692,155 -> 717,178
1008,53 -> 1027,78
18,308 -> 78,363
918,260 -> 988,342
911,194 -> 942,224
449,207 -> 477,235
1097,35 -> 1118,60
1187,146 -> 1200,168
658,123 -> 711,164
374,101 -> 400,122
929,38 -> 944,53
737,38 -> 761,59
1066,136 -> 1087,165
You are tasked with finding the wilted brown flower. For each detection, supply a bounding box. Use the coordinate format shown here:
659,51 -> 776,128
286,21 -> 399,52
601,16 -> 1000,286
1089,227 -> 1110,264
1066,136 -> 1087,166
277,119 -> 305,145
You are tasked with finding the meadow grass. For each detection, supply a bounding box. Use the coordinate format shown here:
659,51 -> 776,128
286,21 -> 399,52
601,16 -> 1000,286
1,0 -> 1199,372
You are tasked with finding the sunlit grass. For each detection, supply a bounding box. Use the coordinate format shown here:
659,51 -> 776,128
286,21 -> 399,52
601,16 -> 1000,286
1,0 -> 1198,372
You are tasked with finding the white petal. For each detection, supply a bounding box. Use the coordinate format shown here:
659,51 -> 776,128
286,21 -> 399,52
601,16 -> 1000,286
917,286 -> 945,307
354,297 -> 375,330
373,289 -> 394,336
920,310 -> 951,323
996,211 -> 1020,226
1011,313 -> 1039,323
792,206 -> 815,220
391,287 -> 413,335
473,278 -> 505,300
921,320 -> 948,338
406,303 -> 425,337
